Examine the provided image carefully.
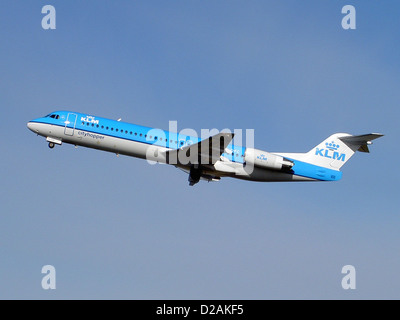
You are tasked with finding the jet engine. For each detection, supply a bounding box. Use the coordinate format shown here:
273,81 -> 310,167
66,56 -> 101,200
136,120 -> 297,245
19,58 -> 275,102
244,148 -> 294,171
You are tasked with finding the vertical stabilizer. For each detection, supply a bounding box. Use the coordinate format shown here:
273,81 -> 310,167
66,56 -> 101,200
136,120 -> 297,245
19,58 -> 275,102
302,133 -> 383,170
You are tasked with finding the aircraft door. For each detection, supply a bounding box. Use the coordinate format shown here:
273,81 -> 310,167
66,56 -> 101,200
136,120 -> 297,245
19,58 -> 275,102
64,113 -> 77,136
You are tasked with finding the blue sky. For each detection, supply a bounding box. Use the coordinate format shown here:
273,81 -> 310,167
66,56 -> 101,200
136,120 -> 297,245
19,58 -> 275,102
0,1 -> 399,299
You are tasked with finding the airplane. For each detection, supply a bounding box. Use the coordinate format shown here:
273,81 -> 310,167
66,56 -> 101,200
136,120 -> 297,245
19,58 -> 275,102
27,111 -> 383,186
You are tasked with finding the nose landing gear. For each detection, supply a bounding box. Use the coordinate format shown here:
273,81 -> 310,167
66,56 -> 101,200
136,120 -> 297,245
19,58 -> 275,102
46,137 -> 62,149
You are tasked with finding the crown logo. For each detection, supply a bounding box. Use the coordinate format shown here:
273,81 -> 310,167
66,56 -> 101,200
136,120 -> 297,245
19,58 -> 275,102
325,141 -> 339,151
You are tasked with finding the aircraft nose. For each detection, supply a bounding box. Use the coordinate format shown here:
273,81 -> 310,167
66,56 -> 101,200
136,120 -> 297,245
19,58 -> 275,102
27,121 -> 38,133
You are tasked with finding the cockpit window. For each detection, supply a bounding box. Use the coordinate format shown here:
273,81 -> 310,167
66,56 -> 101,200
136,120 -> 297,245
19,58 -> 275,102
49,114 -> 60,119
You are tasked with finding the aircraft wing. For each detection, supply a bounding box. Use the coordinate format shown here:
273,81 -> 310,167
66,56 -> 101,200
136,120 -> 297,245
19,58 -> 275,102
164,132 -> 234,166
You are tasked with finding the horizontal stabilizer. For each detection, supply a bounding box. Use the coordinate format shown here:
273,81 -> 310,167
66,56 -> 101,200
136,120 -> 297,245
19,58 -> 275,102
339,133 -> 384,153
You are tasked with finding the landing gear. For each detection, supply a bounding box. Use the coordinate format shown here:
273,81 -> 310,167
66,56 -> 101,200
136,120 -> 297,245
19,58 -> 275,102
46,137 -> 62,148
188,165 -> 202,186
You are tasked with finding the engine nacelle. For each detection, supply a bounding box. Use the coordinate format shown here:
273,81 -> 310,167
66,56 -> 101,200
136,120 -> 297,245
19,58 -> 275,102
244,148 -> 294,171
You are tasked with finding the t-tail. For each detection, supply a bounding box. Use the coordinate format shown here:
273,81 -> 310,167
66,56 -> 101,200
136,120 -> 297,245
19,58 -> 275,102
301,133 -> 384,170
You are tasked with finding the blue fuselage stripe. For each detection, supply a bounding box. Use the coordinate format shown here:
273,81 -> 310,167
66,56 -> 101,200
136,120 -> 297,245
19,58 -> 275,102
289,158 -> 342,181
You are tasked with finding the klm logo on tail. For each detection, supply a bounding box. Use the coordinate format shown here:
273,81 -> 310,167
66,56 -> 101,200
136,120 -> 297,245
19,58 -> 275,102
315,141 -> 346,161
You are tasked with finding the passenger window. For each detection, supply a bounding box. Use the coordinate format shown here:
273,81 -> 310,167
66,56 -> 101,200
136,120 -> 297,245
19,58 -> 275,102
101,125 -> 104,129
106,126 -> 109,130
116,129 -> 119,132
140,133 -> 142,137
111,128 -> 114,131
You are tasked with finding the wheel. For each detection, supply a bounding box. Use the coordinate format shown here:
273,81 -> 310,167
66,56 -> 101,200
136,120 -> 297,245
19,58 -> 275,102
48,142 -> 55,149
